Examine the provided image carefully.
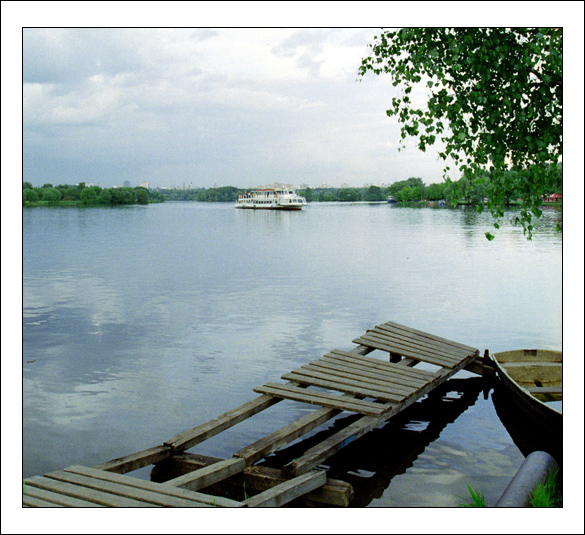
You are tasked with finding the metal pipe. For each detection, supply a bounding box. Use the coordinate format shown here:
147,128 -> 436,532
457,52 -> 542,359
495,451 -> 559,507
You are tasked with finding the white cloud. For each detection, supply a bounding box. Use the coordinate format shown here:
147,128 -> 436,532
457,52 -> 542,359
22,27 -> 455,188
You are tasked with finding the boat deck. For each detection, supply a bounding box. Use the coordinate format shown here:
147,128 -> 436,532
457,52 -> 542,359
23,320 -> 481,507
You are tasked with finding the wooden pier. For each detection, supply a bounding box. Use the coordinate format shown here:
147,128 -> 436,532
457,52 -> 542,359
23,320 -> 489,507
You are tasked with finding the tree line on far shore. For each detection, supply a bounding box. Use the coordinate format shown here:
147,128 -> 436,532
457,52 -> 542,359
23,164 -> 561,208
22,182 -> 155,206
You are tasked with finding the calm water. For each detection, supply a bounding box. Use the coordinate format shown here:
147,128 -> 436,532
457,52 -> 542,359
22,202 -> 562,506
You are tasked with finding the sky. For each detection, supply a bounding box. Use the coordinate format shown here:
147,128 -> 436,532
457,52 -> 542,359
19,24 -> 464,190
9,5 -> 583,192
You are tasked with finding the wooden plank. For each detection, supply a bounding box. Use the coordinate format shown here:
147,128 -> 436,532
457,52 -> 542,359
242,470 -> 327,508
353,333 -> 459,368
317,356 -> 429,389
45,469 -> 212,507
23,483 -> 104,507
525,386 -> 563,395
233,404 -> 342,464
329,350 -> 438,381
369,325 -> 471,360
283,349 -> 479,477
93,445 -> 173,474
302,357 -> 427,394
374,323 -> 473,356
164,394 -> 281,452
165,457 -> 246,492
24,475 -> 154,507
254,383 -> 388,416
355,332 -> 462,367
62,466 -> 239,507
282,370 -> 408,403
22,495 -> 65,507
152,452 -> 353,507
382,320 -> 478,353
500,361 -> 562,369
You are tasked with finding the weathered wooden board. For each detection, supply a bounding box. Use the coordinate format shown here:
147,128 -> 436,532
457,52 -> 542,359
93,445 -> 172,474
45,469 -> 208,507
352,333 -> 460,368
242,470 -> 327,508
164,394 -> 281,452
282,349 -> 479,477
525,386 -> 563,395
254,382 -> 389,416
364,329 -> 468,364
281,370 -> 408,403
233,404 -> 342,464
24,475 -> 154,507
63,465 -> 239,507
328,350 -> 438,381
301,359 -> 424,391
23,482 -> 104,507
287,362 -> 420,393
372,323 -> 474,358
165,457 -> 246,492
381,320 -> 478,353
22,495 -> 66,507
152,452 -> 353,507
300,358 -> 425,391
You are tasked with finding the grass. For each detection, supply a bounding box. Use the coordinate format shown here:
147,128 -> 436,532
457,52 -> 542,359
458,484 -> 488,507
459,469 -> 562,508
529,469 -> 561,508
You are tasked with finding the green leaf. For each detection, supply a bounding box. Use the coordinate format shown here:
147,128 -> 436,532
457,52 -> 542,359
485,232 -> 495,241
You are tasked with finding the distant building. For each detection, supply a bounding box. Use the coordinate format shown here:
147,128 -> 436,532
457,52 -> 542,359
141,182 -> 149,189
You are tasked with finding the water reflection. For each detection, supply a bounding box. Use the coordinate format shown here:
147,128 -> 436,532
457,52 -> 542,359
257,377 -> 488,506
22,202 -> 561,503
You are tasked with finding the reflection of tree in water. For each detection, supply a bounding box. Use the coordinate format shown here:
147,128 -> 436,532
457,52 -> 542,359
258,376 -> 487,507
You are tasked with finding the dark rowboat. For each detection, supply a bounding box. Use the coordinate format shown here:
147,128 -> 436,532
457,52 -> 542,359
491,349 -> 562,461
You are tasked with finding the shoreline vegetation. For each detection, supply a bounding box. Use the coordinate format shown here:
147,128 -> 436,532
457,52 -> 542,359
23,170 -> 562,210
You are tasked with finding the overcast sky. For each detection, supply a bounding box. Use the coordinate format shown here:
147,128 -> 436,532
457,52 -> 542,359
21,26 -> 461,190
1,2 -> 581,194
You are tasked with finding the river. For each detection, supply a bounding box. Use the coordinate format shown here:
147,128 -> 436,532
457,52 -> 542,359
22,201 -> 562,507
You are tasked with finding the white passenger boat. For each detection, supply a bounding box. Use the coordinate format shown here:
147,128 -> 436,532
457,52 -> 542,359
235,188 -> 307,210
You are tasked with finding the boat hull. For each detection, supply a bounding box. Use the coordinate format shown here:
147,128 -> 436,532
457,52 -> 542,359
491,349 -> 562,462
235,205 -> 303,211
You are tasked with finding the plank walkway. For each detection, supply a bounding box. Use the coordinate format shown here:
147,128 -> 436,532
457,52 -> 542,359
23,320 -> 481,507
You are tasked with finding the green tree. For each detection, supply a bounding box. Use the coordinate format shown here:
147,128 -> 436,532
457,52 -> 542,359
135,187 -> 149,204
42,188 -> 62,203
359,28 -> 562,239
388,177 -> 425,197
23,188 -> 39,203
363,185 -> 385,201
396,185 -> 422,202
110,187 -> 137,205
299,187 -> 313,202
425,182 -> 447,201
338,188 -> 361,202
99,188 -> 112,204
80,187 -> 99,205
318,190 -> 335,202
23,181 -> 33,190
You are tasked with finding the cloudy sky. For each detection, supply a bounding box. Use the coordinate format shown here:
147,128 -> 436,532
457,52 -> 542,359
20,25 -> 460,190
3,2 -> 582,194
